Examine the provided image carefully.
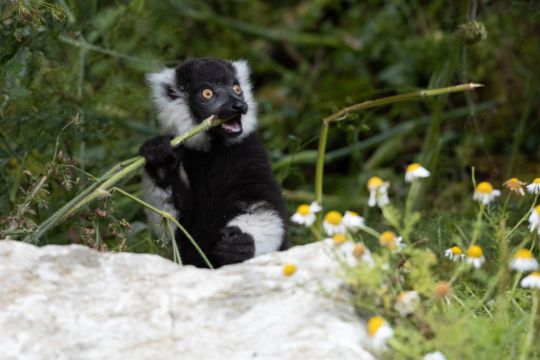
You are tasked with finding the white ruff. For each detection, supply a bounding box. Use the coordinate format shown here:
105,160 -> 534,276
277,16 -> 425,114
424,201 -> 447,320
146,68 -> 210,150
229,60 -> 258,144
142,174 -> 178,237
227,203 -> 284,256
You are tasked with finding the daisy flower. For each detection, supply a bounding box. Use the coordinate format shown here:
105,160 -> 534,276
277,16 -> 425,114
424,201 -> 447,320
323,211 -> 345,235
394,291 -> 420,317
379,231 -> 403,251
290,201 -> 321,227
405,163 -> 430,183
521,272 -> 540,289
282,263 -> 297,276
330,233 -> 347,245
367,176 -> 390,207
444,246 -> 464,261
527,178 -> 540,195
352,243 -> 375,266
473,181 -> 501,205
503,177 -> 526,196
466,245 -> 485,268
434,281 -> 452,300
528,205 -> 540,235
342,210 -> 365,231
510,248 -> 538,272
367,316 -> 393,349
423,352 -> 446,360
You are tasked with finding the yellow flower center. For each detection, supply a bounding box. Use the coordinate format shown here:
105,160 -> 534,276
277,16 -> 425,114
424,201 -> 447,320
332,234 -> 347,245
535,205 -> 540,215
367,176 -> 384,190
397,291 -> 409,303
367,316 -> 385,337
476,182 -> 494,194
353,243 -> 366,257
347,211 -> 359,217
467,245 -> 483,258
406,163 -> 422,173
297,204 -> 311,216
283,263 -> 297,276
450,246 -> 462,255
533,178 -> 540,184
514,248 -> 534,259
324,211 -> 343,225
379,231 -> 397,248
506,177 -> 520,185
530,272 -> 540,277
505,177 -> 524,191
434,281 -> 452,299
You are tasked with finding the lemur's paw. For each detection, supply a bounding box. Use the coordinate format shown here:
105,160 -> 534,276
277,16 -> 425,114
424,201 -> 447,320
139,135 -> 179,170
213,226 -> 255,266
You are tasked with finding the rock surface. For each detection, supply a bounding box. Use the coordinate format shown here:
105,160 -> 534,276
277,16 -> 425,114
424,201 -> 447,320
0,240 -> 374,360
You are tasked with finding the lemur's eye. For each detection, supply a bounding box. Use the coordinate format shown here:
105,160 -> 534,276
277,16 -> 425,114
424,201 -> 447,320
201,89 -> 214,99
233,84 -> 242,95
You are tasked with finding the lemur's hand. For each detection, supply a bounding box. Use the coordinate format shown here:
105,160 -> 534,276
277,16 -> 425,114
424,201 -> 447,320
213,226 -> 255,266
139,135 -> 179,171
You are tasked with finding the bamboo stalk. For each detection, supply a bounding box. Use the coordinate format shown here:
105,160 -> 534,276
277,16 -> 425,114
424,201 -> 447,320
26,115 -> 224,243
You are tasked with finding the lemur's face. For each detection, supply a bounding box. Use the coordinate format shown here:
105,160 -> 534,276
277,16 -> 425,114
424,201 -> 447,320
148,58 -> 257,150
175,59 -> 248,138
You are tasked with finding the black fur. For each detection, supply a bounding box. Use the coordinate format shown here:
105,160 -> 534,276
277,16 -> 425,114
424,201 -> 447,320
141,59 -> 287,268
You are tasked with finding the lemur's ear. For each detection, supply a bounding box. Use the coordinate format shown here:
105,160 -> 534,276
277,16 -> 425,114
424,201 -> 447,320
146,68 -> 181,103
231,60 -> 252,92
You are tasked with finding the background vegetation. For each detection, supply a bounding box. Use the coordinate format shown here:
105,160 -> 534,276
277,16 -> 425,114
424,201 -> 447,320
2,1 -> 540,358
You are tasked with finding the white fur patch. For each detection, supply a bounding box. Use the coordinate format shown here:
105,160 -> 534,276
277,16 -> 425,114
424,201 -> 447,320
142,174 -> 178,237
227,203 -> 284,256
146,69 -> 210,151
231,60 -> 258,144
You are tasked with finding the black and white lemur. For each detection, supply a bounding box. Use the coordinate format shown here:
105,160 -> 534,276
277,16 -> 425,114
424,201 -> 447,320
139,58 -> 287,268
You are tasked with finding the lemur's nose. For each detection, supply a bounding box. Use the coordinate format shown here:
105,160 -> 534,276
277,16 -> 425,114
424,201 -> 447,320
231,101 -> 248,115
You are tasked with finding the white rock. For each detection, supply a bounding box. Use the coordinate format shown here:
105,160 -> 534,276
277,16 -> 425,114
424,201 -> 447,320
0,240 -> 374,360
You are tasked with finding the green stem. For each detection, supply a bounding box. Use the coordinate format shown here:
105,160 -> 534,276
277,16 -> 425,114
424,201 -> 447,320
25,115 -> 224,244
359,225 -> 381,240
519,290 -> 539,360
471,203 -> 485,246
113,187 -> 213,268
315,122 -> 329,206
508,194 -> 539,237
498,218 -> 510,295
324,83 -> 482,124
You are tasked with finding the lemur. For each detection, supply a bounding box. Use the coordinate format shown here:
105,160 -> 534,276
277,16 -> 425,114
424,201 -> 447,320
139,58 -> 287,268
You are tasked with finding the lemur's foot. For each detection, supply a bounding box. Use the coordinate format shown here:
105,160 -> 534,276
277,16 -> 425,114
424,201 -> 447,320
213,226 -> 255,266
139,135 -> 179,170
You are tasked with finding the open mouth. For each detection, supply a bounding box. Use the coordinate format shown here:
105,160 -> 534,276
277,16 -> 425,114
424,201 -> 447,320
220,115 -> 243,136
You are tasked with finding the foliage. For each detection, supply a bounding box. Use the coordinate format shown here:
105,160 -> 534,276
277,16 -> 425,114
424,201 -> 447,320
1,1 -> 540,357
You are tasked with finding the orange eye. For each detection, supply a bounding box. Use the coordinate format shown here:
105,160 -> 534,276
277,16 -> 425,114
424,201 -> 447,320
201,89 -> 214,99
233,84 -> 242,95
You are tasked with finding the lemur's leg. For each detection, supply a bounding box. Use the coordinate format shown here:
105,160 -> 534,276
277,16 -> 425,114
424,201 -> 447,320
213,203 -> 285,266
139,135 -> 187,235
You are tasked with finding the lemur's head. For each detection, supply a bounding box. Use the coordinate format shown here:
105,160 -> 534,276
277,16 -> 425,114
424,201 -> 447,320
147,58 -> 257,150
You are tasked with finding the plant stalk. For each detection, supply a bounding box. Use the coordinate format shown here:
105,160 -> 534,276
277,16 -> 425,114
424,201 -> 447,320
313,83 -> 482,224
26,115 -> 224,243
